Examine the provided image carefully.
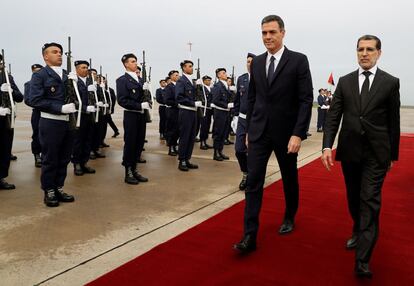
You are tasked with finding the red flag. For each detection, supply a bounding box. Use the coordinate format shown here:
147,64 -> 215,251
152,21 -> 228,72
328,72 -> 335,86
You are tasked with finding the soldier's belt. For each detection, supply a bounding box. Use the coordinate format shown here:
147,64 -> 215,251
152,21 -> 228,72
124,109 -> 144,114
211,104 -> 230,112
239,112 -> 247,119
178,104 -> 197,112
40,112 -> 69,122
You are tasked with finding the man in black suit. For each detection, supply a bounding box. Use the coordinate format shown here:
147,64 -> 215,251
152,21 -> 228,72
321,35 -> 400,278
234,15 -> 313,253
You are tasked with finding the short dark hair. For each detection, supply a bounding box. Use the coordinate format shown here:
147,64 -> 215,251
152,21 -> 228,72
159,79 -> 166,84
357,35 -> 381,50
261,15 -> 285,30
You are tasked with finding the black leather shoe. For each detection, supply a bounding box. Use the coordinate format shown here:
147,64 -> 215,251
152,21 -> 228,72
239,175 -> 247,191
213,150 -> 223,161
89,152 -> 97,160
160,134 -> 165,140
44,189 -> 59,207
355,261 -> 373,278
195,137 -> 200,143
168,146 -> 178,156
74,164 -> 84,176
200,142 -> 209,150
94,151 -> 106,158
186,161 -> 198,169
205,142 -> 213,149
34,154 -> 42,168
112,131 -> 120,138
0,178 -> 15,190
317,129 -> 323,133
346,234 -> 358,250
178,160 -> 189,171
133,169 -> 149,182
224,139 -> 231,145
125,167 -> 139,185
55,188 -> 75,203
100,142 -> 110,148
233,235 -> 257,254
82,164 -> 96,174
10,154 -> 17,161
137,157 -> 147,163
219,152 -> 229,160
279,219 -> 295,234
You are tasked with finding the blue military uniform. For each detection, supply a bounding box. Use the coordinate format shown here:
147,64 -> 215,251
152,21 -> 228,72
29,64 -> 75,204
0,72 -> 23,189
199,83 -> 213,148
164,82 -> 179,155
106,87 -> 119,137
155,87 -> 167,139
212,79 -> 232,160
175,73 -> 198,170
116,66 -> 148,184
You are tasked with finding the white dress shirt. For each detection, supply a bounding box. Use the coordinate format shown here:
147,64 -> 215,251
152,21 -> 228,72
50,66 -> 63,79
220,80 -> 228,89
266,46 -> 285,77
358,65 -> 377,93
126,71 -> 139,83
183,73 -> 193,83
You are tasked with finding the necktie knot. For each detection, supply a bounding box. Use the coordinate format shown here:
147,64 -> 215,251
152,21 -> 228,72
362,71 -> 371,78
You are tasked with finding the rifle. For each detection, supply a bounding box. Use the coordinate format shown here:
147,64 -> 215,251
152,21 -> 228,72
0,49 -> 15,129
99,66 -> 108,115
65,36 -> 82,129
89,58 -> 99,122
105,73 -> 113,115
8,64 -> 11,76
195,58 -> 207,118
141,50 -> 152,122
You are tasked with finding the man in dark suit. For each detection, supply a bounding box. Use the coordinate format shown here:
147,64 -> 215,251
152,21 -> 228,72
164,70 -> 180,156
321,35 -> 400,278
234,15 -> 313,253
155,79 -> 167,140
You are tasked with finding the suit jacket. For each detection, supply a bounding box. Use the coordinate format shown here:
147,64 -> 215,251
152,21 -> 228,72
116,73 -> 144,111
164,82 -> 177,108
155,88 -> 165,105
29,66 -> 68,115
235,73 -> 250,116
175,75 -> 196,107
323,68 -> 400,166
212,81 -> 232,109
246,47 -> 313,144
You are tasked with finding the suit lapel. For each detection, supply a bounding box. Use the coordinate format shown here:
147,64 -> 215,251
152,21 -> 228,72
256,52 -> 267,90
269,48 -> 289,87
361,69 -> 384,114
350,70 -> 361,113
45,66 -> 63,82
125,72 -> 139,85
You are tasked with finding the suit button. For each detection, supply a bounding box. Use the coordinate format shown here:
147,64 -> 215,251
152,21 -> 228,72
359,116 -> 363,120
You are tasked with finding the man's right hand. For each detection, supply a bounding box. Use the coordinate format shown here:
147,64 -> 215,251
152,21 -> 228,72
245,133 -> 249,149
321,148 -> 334,171
0,107 -> 11,116
87,85 -> 97,92
61,103 -> 76,114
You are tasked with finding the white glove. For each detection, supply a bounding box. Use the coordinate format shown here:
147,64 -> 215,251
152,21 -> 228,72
100,83 -> 105,89
97,101 -> 104,107
321,105 -> 329,110
87,85 -> 97,92
104,103 -> 109,107
231,116 -> 239,134
143,82 -> 150,90
1,83 -> 11,92
61,103 -> 76,114
141,102 -> 150,110
227,102 -> 234,109
229,86 -> 237,92
0,107 -> 11,116
195,79 -> 203,85
86,105 -> 96,113
68,72 -> 78,81
195,101 -> 203,107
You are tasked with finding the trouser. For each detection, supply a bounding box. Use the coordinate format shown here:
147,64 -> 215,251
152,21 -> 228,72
341,144 -> 388,263
199,108 -> 213,141
122,111 -> 145,167
244,132 -> 299,237
39,118 -> 74,190
0,116 -> 13,179
317,108 -> 327,129
158,105 -> 166,135
213,109 -> 229,151
178,109 -> 197,161
31,109 -> 42,154
166,107 -> 179,146
107,114 -> 119,133
235,117 -> 248,172
72,113 -> 94,164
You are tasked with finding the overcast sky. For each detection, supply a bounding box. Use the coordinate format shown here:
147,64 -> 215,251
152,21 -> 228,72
3,0 -> 413,105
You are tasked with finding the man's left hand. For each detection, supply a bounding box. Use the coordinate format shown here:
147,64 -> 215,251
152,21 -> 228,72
287,135 -> 302,154
388,161 -> 395,172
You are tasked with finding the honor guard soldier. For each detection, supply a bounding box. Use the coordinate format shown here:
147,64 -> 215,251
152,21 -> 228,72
211,68 -> 234,161
71,60 -> 96,176
234,53 -> 255,190
106,82 -> 119,138
199,75 -> 213,150
155,79 -> 167,140
24,64 -> 43,168
164,70 -> 180,156
224,77 -> 236,145
0,54 -> 23,190
176,60 -> 201,171
116,53 -> 149,185
30,42 -> 76,206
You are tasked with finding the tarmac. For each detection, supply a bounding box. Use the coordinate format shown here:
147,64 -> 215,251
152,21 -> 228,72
1,103 -> 413,286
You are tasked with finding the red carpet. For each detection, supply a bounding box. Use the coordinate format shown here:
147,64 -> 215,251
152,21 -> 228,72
88,135 -> 414,286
